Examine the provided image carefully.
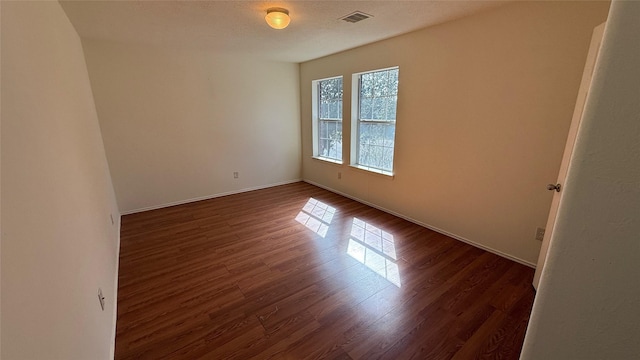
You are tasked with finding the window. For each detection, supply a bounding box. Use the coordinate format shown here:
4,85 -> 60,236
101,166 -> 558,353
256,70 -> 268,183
312,76 -> 343,162
352,67 -> 399,174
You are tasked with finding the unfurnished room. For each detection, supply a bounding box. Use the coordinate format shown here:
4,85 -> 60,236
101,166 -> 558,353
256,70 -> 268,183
2,1 -> 639,359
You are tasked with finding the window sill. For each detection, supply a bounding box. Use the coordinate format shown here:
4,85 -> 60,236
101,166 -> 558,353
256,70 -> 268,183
312,156 -> 343,165
349,164 -> 395,179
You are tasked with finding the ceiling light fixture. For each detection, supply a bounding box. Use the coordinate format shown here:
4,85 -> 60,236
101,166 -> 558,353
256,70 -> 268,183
265,7 -> 290,30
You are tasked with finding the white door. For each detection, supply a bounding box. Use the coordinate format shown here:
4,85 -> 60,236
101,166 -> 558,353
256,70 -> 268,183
533,23 -> 606,290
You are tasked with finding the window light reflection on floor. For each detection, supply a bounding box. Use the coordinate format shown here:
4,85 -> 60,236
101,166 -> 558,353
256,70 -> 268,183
295,198 -> 336,238
347,218 -> 401,287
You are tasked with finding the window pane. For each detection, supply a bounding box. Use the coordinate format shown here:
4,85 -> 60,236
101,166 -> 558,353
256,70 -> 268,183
330,121 -> 342,160
374,71 -> 386,97
388,96 -> 397,120
319,121 -> 326,157
358,121 -> 395,171
319,138 -> 327,157
355,68 -> 398,172
319,77 -> 343,120
329,101 -> 337,119
389,69 -> 399,95
361,73 -> 373,98
360,98 -> 372,120
373,98 -> 385,120
384,124 -> 395,147
327,122 -> 335,157
316,77 -> 343,162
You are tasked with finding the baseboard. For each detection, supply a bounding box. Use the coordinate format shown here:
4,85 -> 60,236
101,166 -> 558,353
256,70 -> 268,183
120,179 -> 303,215
303,179 -> 536,269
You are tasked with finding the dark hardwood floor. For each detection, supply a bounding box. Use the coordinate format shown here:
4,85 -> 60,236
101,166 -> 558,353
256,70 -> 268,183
115,181 -> 535,359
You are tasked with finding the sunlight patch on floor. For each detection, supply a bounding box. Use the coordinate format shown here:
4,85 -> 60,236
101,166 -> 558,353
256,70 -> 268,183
347,218 -> 401,287
295,198 -> 336,238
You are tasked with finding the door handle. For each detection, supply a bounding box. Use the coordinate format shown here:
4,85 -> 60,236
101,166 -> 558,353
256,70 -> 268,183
547,183 -> 561,192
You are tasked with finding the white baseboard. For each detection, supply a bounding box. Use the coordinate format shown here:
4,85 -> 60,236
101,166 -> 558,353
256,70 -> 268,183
303,179 -> 536,268
120,179 -> 303,215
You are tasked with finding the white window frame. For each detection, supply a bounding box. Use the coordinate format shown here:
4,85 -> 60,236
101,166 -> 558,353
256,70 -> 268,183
350,67 -> 399,176
312,76 -> 343,164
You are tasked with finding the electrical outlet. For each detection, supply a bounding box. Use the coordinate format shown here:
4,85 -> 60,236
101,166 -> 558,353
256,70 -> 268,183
535,227 -> 545,241
233,172 -> 239,179
338,172 -> 342,179
98,288 -> 105,311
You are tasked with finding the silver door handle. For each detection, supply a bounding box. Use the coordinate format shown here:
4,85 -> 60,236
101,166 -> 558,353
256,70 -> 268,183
547,183 -> 561,192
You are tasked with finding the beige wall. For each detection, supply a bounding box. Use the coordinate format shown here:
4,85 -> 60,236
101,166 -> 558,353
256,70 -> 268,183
0,2 -> 3,356
81,40 -> 302,214
300,1 -> 610,265
1,2 -> 120,359
522,1 -> 640,357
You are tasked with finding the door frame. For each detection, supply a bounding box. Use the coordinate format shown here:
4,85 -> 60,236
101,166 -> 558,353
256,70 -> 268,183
533,22 -> 606,290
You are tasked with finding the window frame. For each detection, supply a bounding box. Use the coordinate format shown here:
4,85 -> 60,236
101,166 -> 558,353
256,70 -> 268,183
350,66 -> 399,176
311,75 -> 344,164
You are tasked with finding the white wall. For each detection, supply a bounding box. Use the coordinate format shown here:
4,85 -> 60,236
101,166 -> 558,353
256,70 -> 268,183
81,40 -> 301,214
300,1 -> 609,265
1,2 -> 120,359
521,1 -> 640,358
0,2 -> 3,356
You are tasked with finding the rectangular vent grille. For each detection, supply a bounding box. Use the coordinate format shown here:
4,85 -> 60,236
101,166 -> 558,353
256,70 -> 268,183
341,11 -> 372,23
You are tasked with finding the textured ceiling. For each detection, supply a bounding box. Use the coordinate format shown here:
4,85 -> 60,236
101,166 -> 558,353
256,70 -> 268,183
60,0 -> 509,63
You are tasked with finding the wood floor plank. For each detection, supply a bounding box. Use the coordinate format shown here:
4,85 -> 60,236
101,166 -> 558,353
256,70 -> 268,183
114,181 -> 535,359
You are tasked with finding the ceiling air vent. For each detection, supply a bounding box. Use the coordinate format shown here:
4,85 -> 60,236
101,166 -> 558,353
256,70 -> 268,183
340,11 -> 372,23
